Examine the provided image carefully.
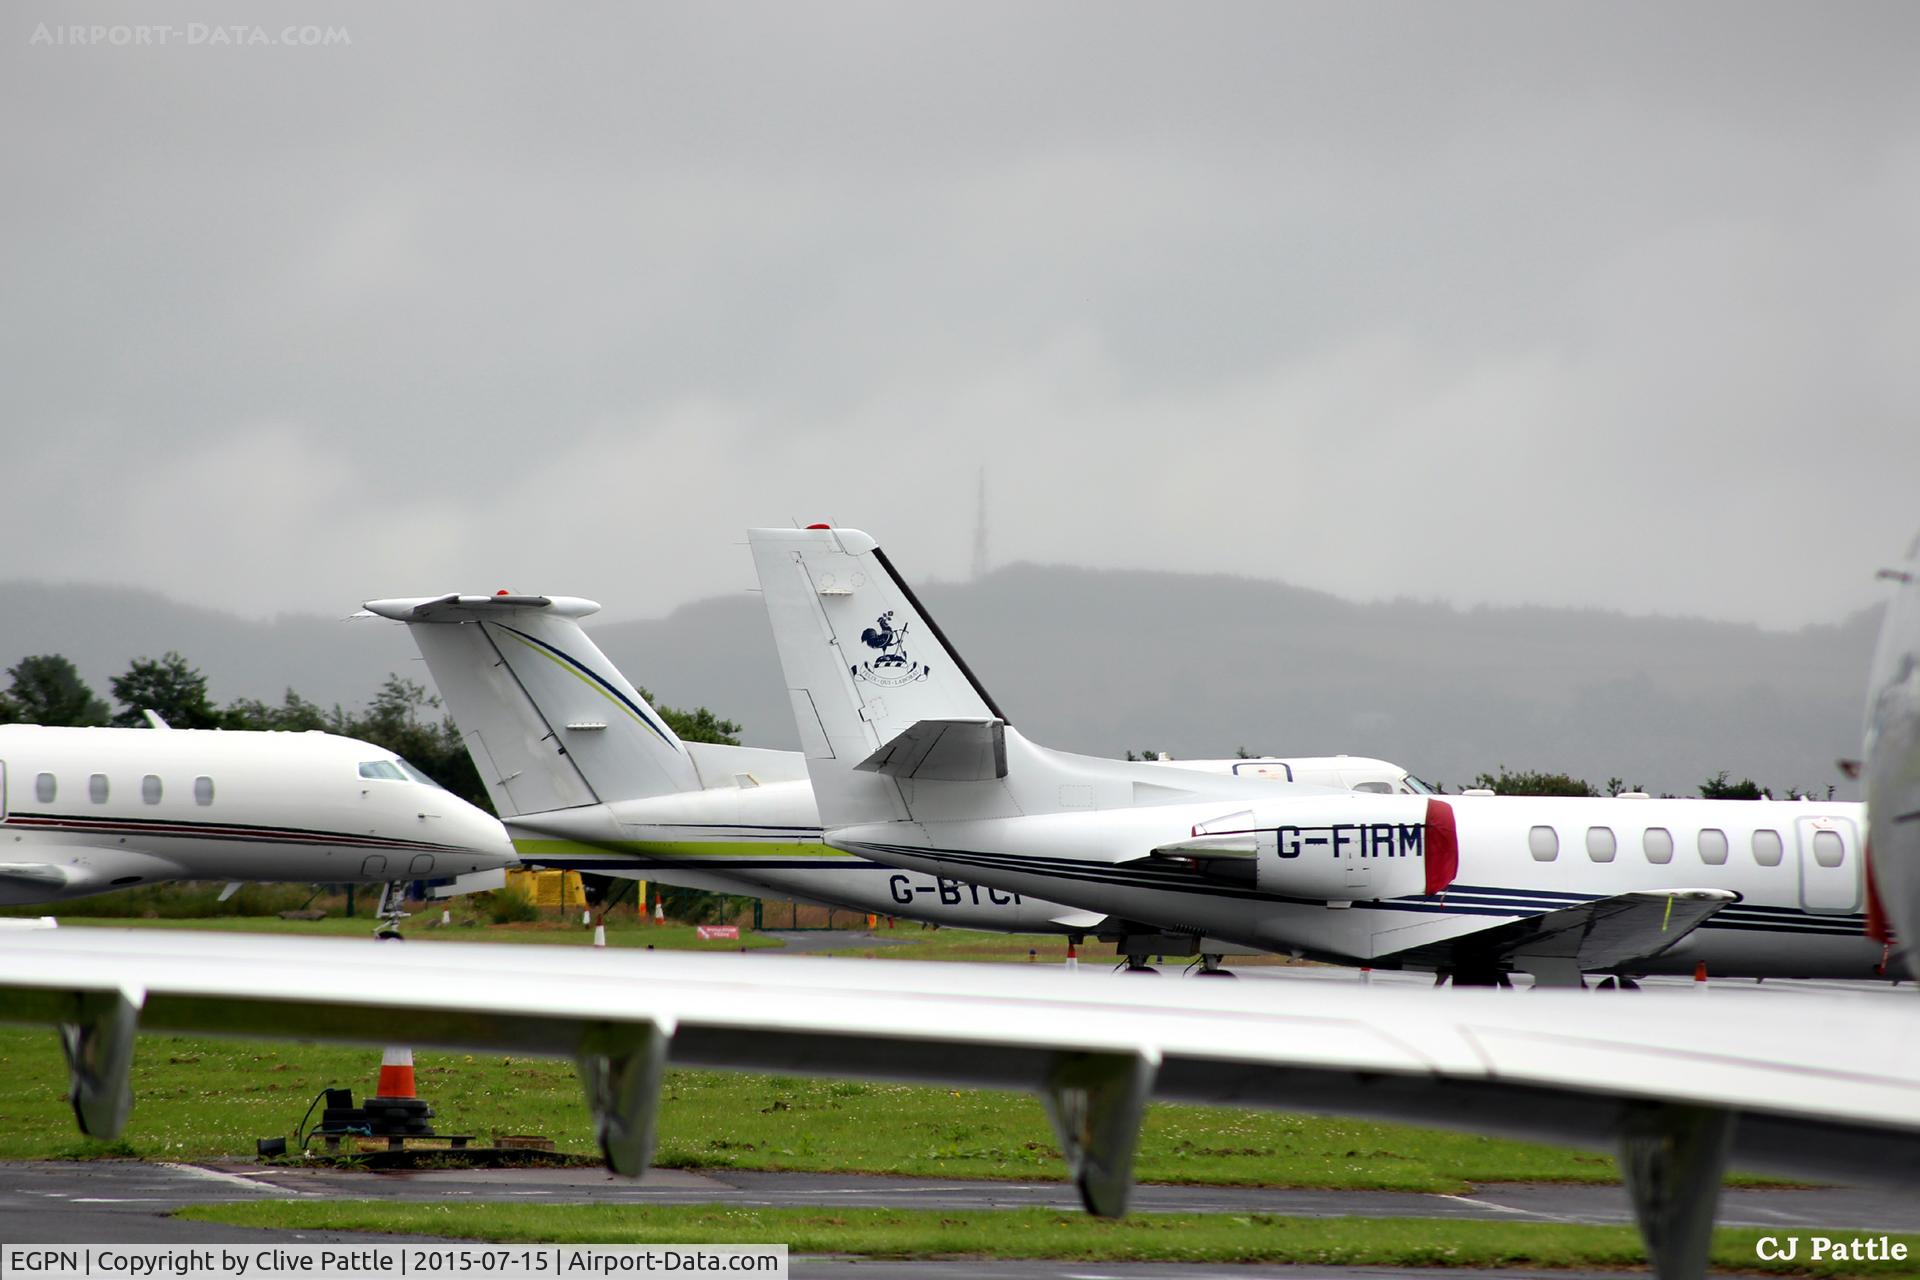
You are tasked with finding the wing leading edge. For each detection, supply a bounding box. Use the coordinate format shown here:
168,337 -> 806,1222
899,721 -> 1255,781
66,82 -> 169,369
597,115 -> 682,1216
3,927 -> 1919,1280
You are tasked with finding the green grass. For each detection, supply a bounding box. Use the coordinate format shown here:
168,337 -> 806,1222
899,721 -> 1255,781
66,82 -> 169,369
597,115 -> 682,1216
0,1026 -> 1610,1188
173,1203 -> 1920,1275
818,929 -> 1307,966
51,917 -> 781,950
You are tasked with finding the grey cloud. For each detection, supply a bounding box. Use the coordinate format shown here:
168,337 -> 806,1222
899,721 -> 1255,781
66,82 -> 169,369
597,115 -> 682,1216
2,0 -> 1916,631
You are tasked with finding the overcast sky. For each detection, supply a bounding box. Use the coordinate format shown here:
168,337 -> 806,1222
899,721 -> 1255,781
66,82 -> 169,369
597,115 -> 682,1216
5,2 -> 1916,630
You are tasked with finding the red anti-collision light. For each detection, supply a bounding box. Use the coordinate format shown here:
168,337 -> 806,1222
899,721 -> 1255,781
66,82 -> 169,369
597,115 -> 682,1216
1424,798 -> 1458,895
806,523 -> 832,530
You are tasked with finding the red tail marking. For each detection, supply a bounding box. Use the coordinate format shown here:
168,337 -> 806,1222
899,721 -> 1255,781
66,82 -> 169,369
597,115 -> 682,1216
1424,797 -> 1458,895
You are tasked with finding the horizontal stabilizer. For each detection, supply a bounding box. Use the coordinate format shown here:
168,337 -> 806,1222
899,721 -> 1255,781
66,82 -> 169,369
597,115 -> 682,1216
856,718 -> 1007,782
1396,889 -> 1736,978
362,594 -> 601,622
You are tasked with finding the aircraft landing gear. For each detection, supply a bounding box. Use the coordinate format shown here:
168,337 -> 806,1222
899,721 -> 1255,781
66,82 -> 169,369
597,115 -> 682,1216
1119,955 -> 1160,975
1594,976 -> 1643,992
374,881 -> 410,941
1192,953 -> 1236,978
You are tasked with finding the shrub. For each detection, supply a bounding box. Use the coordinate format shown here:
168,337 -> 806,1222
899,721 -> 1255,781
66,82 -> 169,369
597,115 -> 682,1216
484,887 -> 539,924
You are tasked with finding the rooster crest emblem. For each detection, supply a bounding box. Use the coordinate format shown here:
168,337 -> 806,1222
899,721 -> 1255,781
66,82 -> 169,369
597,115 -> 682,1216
851,610 -> 931,688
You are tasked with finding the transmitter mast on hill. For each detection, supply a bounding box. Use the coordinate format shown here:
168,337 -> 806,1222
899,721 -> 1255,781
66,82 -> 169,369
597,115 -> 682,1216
972,467 -> 989,580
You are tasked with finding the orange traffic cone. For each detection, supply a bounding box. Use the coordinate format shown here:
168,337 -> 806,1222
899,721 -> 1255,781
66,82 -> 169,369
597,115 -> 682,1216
375,1046 -> 416,1099
1694,961 -> 1709,986
359,1045 -> 436,1138
652,899 -> 666,926
1065,941 -> 1079,971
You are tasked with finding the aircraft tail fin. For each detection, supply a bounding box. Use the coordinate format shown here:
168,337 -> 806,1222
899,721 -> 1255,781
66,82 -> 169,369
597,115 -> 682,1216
361,594 -> 700,817
749,527 -> 1209,828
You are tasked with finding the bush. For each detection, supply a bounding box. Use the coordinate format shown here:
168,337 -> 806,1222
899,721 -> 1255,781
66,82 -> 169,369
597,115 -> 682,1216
484,887 -> 539,924
0,881 -> 316,919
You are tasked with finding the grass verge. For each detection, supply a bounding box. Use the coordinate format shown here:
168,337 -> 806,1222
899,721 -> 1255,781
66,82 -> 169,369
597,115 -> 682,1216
52,917 -> 781,949
0,1026 -> 1607,1188
175,1203 -> 1920,1275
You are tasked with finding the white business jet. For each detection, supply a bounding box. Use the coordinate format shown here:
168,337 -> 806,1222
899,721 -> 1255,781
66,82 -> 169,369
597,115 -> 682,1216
748,525 -> 1883,985
0,722 -> 517,925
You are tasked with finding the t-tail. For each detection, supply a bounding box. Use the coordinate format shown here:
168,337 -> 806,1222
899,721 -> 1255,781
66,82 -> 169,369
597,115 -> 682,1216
746,526 -> 1274,830
360,594 -> 705,818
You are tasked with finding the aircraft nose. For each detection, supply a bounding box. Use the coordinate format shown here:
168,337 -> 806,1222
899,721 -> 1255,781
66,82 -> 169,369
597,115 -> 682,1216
473,812 -> 520,868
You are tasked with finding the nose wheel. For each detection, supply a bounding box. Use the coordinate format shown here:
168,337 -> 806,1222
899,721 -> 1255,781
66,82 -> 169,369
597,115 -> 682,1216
374,881 -> 411,940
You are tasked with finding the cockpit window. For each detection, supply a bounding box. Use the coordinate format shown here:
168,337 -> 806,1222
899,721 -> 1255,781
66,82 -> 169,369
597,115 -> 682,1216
395,758 -> 443,789
360,758 -> 444,788
1400,774 -> 1437,795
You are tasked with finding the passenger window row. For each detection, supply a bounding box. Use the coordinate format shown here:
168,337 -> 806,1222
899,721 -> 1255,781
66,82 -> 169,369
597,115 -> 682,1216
30,772 -> 215,806
1527,823 -> 1829,867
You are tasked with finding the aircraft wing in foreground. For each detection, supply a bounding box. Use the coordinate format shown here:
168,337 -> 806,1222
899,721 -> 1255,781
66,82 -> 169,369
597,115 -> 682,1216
4,926 -> 1920,1280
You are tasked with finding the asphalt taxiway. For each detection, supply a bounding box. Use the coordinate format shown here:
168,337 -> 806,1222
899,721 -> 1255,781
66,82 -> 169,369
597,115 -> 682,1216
3,1159 -> 1913,1241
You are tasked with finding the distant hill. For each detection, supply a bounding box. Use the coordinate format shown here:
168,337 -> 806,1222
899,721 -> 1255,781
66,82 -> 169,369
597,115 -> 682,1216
0,569 -> 1878,798
0,581 -> 420,712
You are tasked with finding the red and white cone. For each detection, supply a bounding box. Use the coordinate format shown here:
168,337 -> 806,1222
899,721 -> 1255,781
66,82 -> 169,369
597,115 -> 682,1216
1694,961 -> 1709,987
652,899 -> 666,926
362,1045 -> 435,1137
375,1046 -> 416,1100
593,923 -> 607,948
1065,941 -> 1079,971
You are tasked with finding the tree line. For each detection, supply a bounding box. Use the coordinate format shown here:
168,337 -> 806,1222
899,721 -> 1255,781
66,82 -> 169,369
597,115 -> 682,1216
0,651 -> 743,816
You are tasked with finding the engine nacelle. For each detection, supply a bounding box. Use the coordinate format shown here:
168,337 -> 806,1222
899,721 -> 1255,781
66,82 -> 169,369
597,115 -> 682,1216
1246,796 -> 1457,903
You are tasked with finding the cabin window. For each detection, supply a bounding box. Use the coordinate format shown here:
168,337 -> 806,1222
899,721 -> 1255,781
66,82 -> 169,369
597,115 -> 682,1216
1698,828 -> 1729,865
1353,781 -> 1392,794
1585,826 -> 1617,862
1751,829 -> 1784,867
1528,825 -> 1559,861
89,774 -> 109,804
34,773 -> 56,804
358,760 -> 406,781
1643,827 -> 1674,864
1812,829 -> 1846,868
194,775 -> 214,806
142,775 -> 163,805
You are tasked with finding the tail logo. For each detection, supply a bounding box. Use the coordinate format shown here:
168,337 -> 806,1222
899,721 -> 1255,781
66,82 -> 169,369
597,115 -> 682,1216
852,611 -> 932,688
